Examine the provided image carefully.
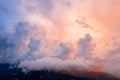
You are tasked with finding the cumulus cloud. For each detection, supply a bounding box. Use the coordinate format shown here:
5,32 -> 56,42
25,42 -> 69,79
0,0 -> 120,78
77,34 -> 94,60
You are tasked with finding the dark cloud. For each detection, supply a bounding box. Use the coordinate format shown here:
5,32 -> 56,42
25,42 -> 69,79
77,34 -> 94,60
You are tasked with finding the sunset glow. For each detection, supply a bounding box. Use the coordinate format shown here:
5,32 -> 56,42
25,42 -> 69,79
0,0 -> 120,78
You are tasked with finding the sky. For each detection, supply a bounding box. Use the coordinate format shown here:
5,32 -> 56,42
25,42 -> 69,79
0,0 -> 120,78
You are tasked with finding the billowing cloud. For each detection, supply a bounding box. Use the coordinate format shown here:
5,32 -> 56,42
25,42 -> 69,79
0,0 -> 120,78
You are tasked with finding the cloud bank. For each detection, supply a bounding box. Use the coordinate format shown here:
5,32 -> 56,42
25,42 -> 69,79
0,0 -> 120,78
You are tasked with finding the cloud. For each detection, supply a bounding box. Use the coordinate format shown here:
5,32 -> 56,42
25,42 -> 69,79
18,57 -> 90,71
0,0 -> 120,78
77,34 -> 95,60
75,17 -> 94,29
0,1 -> 9,14
52,42 -> 72,59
